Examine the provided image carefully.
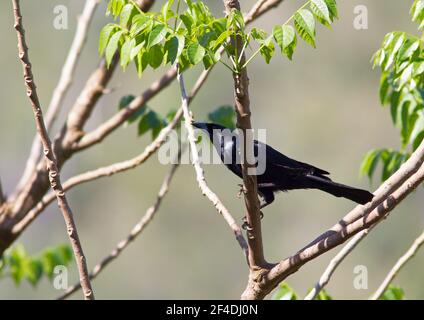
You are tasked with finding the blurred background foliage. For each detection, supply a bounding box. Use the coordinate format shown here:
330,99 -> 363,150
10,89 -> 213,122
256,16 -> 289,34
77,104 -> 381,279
0,0 -> 423,299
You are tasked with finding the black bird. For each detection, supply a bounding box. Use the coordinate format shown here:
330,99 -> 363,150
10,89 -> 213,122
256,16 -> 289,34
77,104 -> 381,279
193,122 -> 374,208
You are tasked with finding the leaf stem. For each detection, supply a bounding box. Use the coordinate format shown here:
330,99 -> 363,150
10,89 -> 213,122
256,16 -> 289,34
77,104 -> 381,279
242,0 -> 312,69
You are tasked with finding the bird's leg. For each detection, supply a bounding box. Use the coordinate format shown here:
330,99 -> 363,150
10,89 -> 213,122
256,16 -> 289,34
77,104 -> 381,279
237,183 -> 247,198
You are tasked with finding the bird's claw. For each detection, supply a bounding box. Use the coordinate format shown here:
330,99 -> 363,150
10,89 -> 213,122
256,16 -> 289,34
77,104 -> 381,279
241,216 -> 253,232
237,184 -> 246,198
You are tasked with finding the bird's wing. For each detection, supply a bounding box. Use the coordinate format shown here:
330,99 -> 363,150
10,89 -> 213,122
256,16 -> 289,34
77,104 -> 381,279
255,140 -> 330,176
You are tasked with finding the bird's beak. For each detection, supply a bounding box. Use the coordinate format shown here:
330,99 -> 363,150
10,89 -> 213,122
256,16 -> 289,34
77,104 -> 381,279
192,122 -> 207,131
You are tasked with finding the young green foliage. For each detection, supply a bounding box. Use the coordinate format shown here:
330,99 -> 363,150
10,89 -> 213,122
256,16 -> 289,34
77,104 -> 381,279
0,243 -> 73,287
362,0 -> 424,183
100,0 -> 339,75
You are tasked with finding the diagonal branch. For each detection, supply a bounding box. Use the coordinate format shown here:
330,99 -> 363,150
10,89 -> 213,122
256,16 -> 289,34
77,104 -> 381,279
57,151 -> 182,300
13,68 -> 212,236
74,68 -> 177,151
370,228 -> 424,300
16,0 -> 101,193
12,0 -> 94,300
242,162 -> 424,299
2,0 -> 156,250
302,140 -> 424,252
304,229 -> 370,300
177,66 -> 249,259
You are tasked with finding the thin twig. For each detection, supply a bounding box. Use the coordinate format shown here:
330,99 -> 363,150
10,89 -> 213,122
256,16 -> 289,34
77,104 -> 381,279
12,0 -> 94,300
370,229 -> 424,300
177,65 -> 249,259
6,0 -> 155,227
304,229 -> 369,300
16,0 -> 100,193
13,69 -> 212,235
57,149 -> 183,300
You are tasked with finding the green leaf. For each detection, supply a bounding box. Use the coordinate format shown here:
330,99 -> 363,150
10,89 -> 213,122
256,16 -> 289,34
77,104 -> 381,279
41,249 -> 63,279
208,106 -> 236,130
323,0 -> 338,21
138,110 -> 163,138
272,282 -> 298,300
212,30 -> 232,49
294,9 -> 316,48
148,24 -> 167,48
25,258 -> 43,286
148,45 -> 164,69
360,149 -> 381,180
99,24 -> 116,55
380,285 -> 405,300
130,13 -> 151,36
311,0 -> 331,27
273,25 -> 296,60
379,73 -> 391,105
398,38 -> 420,62
165,35 -> 184,65
105,30 -> 124,67
119,95 -> 147,125
161,0 -> 175,22
120,3 -> 135,27
180,14 -> 194,34
120,38 -> 135,69
9,244 -> 27,285
260,40 -> 275,64
187,43 -> 205,65
316,289 -> 332,300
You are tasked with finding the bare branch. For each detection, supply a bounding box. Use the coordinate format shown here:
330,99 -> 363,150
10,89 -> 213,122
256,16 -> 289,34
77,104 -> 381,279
2,0 -> 156,250
241,162 -> 424,299
245,0 -> 284,23
304,229 -> 369,300
13,69 -> 212,235
303,140 -> 424,251
74,68 -> 178,151
177,66 -> 249,259
16,0 -> 100,193
370,228 -> 424,300
57,153 -> 182,300
12,0 -> 94,300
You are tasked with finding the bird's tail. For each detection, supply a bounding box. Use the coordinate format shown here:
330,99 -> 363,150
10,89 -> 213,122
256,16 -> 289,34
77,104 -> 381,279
306,175 -> 374,205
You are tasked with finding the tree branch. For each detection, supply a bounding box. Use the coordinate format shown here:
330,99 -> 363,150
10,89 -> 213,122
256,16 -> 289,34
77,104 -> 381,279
304,229 -> 369,300
177,66 -> 249,259
74,68 -> 178,151
303,140 -> 424,251
16,0 -> 101,193
13,68 -> 212,236
12,0 -> 94,300
1,0 -> 156,253
57,151 -> 182,300
241,162 -> 424,299
224,0 -> 269,300
370,228 -> 424,300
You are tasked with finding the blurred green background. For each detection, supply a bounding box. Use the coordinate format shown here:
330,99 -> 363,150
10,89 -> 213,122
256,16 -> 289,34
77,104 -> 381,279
1,0 -> 423,299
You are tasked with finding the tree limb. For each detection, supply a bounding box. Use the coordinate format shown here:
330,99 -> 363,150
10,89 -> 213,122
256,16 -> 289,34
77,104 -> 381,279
16,0 -> 101,193
57,151 -> 182,300
304,229 -> 369,300
0,0 -> 156,253
370,228 -> 424,300
241,162 -> 424,299
13,68 -> 212,236
177,66 -> 249,259
12,0 -> 94,300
